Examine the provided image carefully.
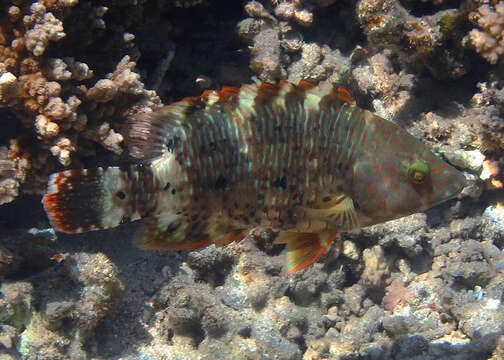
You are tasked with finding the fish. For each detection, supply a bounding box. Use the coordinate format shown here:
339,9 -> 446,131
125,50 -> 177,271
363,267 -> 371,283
42,81 -> 466,273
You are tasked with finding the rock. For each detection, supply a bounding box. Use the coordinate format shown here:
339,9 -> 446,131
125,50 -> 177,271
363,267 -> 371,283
252,312 -> 302,360
441,148 -> 485,173
480,204 -> 504,248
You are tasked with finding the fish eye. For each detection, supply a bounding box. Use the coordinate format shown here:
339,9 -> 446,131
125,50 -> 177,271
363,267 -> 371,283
408,160 -> 430,184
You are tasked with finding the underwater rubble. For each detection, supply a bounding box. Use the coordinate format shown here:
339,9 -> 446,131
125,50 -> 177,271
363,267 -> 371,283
1,0 -> 504,359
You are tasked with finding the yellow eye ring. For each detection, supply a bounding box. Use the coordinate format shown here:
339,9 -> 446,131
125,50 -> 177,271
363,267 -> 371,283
408,160 -> 429,184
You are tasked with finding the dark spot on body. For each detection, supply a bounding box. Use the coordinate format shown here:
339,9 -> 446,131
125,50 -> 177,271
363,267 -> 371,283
120,216 -> 130,224
164,182 -> 171,190
323,196 -> 332,202
167,222 -> 181,233
273,176 -> 287,189
353,199 -> 361,210
116,191 -> 126,200
172,189 -> 177,195
215,175 -> 228,190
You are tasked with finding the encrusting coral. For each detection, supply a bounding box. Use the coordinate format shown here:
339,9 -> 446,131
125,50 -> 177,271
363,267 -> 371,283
0,146 -> 19,205
0,1 -> 162,201
356,0 -> 475,79
272,0 -> 338,27
469,2 -> 504,64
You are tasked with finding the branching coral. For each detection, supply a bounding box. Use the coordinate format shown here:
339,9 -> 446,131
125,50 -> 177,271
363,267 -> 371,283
0,1 -> 162,202
23,2 -> 69,56
469,3 -> 504,64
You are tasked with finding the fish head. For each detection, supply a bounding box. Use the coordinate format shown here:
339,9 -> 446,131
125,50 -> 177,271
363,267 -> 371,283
349,117 -> 466,226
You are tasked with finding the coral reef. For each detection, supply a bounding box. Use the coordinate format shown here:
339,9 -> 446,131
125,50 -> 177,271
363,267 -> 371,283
469,3 -> 504,64
351,49 -> 415,119
0,246 -> 123,360
1,0 -> 504,359
238,1 -> 351,86
356,0 -> 473,79
0,1 -> 162,201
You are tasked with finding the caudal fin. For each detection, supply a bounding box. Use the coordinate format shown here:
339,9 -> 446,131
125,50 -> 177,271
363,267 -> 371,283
42,166 -> 159,233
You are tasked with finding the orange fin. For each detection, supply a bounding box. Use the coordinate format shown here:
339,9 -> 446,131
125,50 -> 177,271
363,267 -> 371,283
284,231 -> 337,273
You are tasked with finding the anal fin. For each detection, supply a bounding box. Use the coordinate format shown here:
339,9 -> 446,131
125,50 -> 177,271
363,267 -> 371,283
135,212 -> 246,251
283,231 -> 337,273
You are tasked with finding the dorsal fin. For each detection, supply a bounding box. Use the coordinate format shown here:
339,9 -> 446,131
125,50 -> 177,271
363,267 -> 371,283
126,104 -> 191,159
297,80 -> 316,90
126,82 -> 351,160
336,87 -> 354,105
126,85 -> 246,160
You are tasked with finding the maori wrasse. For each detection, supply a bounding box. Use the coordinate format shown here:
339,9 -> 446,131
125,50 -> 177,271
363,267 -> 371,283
42,81 -> 466,273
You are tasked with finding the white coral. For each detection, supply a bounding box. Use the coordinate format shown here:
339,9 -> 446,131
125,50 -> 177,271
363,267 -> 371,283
24,2 -> 66,56
0,72 -> 18,107
470,3 -> 504,64
109,56 -> 143,95
98,122 -> 123,154
46,57 -> 93,81
87,79 -> 118,103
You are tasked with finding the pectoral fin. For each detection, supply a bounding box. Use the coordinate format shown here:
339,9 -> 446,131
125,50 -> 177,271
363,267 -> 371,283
283,231 -> 337,273
301,194 -> 359,231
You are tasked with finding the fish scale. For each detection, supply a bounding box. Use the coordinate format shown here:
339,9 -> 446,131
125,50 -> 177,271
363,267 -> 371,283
42,81 -> 466,273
